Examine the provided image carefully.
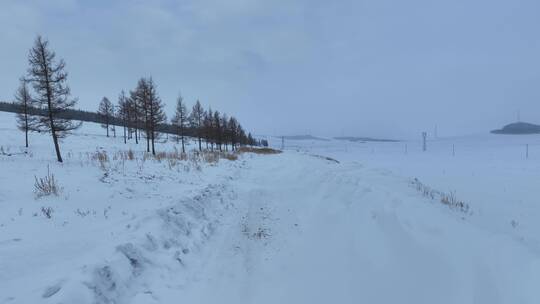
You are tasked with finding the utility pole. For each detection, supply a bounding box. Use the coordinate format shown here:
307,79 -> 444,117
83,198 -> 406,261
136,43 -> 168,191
422,132 -> 427,152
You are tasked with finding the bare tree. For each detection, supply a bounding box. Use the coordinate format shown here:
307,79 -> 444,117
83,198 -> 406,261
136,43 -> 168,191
133,78 -> 151,152
171,94 -> 189,153
213,110 -> 223,151
247,133 -> 255,147
128,90 -> 140,144
133,77 -> 166,155
190,100 -> 204,151
15,79 -> 36,148
25,35 -> 81,162
146,78 -> 166,155
117,91 -> 129,144
219,113 -> 228,151
98,97 -> 114,137
227,116 -> 238,151
203,107 -> 213,150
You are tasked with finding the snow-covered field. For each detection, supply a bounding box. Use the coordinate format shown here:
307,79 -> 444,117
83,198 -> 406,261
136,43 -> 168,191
1,110 -> 540,303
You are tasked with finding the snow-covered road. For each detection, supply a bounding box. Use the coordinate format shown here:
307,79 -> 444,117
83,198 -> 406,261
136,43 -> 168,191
171,153 -> 540,304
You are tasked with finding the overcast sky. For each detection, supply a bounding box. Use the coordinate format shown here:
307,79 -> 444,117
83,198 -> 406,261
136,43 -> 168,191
1,0 -> 539,139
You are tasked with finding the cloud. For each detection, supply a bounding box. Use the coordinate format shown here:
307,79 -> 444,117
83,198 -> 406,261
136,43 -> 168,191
1,0 -> 540,138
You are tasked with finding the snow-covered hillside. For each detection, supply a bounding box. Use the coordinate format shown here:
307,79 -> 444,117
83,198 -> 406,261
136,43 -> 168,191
1,112 -> 540,303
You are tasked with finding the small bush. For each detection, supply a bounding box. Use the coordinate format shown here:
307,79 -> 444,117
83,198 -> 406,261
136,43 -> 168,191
127,149 -> 135,160
91,150 -> 109,170
202,151 -> 220,163
34,166 -> 60,198
41,206 -> 54,219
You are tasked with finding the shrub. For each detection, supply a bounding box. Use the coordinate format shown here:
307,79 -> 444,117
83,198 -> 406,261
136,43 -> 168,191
91,150 -> 109,170
41,206 -> 54,219
34,166 -> 61,198
202,151 -> 219,163
127,149 -> 135,160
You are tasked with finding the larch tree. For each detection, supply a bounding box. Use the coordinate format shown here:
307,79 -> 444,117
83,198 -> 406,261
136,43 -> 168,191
117,91 -> 129,144
133,78 -> 151,152
213,110 -> 222,151
25,35 -> 81,162
247,133 -> 255,146
128,89 -> 140,144
203,107 -> 214,150
98,97 -> 114,137
133,77 -> 166,155
220,113 -> 229,151
171,94 -> 189,153
227,117 -> 238,151
190,100 -> 204,151
14,80 -> 36,148
146,78 -> 166,155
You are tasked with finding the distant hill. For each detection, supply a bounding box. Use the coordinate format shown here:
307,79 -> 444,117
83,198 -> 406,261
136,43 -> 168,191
491,122 -> 540,134
279,135 -> 330,141
334,136 -> 400,143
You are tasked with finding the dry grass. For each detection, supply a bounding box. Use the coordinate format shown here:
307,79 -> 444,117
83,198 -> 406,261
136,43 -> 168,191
411,178 -> 469,213
91,150 -> 109,170
85,148 -> 243,175
222,153 -> 238,161
34,166 -> 61,198
237,147 -> 282,155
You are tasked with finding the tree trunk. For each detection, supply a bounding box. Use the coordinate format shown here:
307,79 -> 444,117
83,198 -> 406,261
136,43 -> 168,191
47,93 -> 62,162
181,135 -> 185,153
24,108 -> 29,148
146,131 -> 150,152
151,130 -> 156,155
51,129 -> 62,162
40,46 -> 63,163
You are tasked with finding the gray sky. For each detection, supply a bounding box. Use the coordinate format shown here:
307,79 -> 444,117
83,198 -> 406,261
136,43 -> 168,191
1,0 -> 539,139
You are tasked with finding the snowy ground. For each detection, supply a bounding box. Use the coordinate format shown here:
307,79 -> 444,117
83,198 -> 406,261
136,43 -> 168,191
1,111 -> 540,303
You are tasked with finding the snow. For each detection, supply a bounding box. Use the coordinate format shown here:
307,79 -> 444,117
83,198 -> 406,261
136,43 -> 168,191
1,112 -> 540,303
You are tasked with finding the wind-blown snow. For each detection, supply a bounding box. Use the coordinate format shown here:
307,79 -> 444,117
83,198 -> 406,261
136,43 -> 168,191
1,112 -> 540,303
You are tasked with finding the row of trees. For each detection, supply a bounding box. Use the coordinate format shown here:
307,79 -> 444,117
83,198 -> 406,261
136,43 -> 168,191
99,81 -> 257,155
14,35 -> 258,162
